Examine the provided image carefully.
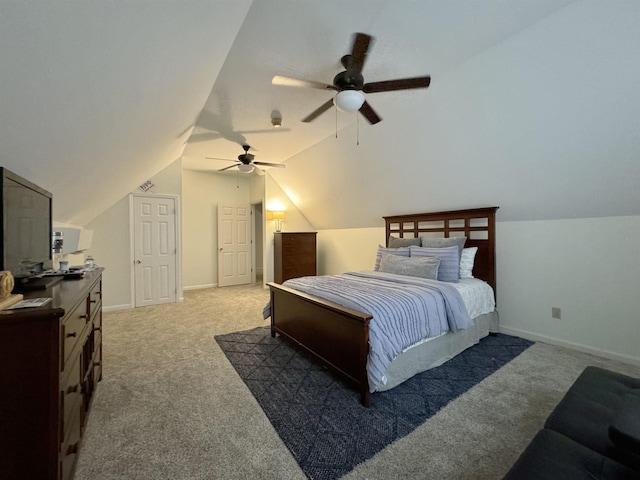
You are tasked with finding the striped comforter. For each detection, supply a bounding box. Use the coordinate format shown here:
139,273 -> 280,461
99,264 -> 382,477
264,271 -> 473,392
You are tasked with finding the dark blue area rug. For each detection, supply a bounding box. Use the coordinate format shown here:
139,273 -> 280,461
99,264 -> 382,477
215,327 -> 533,480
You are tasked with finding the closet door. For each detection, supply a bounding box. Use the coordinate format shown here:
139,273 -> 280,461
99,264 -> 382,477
218,203 -> 252,287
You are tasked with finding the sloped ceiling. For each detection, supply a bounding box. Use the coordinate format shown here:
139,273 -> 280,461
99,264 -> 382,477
268,0 -> 640,228
0,0 -> 251,225
2,1 -> 639,229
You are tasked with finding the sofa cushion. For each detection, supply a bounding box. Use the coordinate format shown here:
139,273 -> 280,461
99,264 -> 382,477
503,429 -> 640,480
544,366 -> 640,471
609,393 -> 640,470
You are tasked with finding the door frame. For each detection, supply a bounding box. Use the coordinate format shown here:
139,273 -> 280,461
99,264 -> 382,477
129,193 -> 182,306
251,201 -> 263,285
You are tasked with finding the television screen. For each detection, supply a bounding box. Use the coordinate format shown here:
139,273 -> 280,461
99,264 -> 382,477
1,168 -> 52,279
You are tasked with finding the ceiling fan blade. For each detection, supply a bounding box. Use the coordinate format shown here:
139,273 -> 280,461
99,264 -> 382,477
359,101 -> 382,125
218,164 -> 239,172
302,98 -> 335,122
350,32 -> 373,72
362,76 -> 431,93
272,75 -> 336,91
253,161 -> 286,168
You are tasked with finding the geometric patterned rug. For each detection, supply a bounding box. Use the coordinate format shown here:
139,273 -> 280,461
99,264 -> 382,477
215,327 -> 533,480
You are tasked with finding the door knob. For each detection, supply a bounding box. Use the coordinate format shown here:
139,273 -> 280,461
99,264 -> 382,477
135,260 -> 142,264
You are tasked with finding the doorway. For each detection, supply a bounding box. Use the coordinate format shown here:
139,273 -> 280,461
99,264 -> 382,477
252,202 -> 263,284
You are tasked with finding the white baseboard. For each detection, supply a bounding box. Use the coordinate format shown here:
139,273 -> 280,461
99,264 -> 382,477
499,325 -> 640,367
183,283 -> 217,291
103,303 -> 133,313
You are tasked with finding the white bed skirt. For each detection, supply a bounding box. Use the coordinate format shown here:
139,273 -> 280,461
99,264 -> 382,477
376,310 -> 499,392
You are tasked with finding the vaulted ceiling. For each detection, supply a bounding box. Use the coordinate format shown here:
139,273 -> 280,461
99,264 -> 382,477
2,1 -> 639,229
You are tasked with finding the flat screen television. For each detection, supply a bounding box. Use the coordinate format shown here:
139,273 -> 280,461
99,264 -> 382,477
0,167 -> 53,283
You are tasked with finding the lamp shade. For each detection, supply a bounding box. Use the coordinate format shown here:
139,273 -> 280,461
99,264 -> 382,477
238,164 -> 254,173
267,210 -> 285,220
334,90 -> 365,112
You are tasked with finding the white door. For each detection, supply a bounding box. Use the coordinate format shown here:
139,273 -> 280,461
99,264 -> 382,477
133,195 -> 178,306
218,203 -> 251,287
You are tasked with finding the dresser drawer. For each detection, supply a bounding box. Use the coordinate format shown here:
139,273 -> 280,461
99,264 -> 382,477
60,409 -> 82,480
60,355 -> 82,441
282,256 -> 315,266
88,280 -> 102,319
282,241 -> 315,254
61,305 -> 89,371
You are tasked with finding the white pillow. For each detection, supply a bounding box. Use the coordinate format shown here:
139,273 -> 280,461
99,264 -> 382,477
460,247 -> 478,278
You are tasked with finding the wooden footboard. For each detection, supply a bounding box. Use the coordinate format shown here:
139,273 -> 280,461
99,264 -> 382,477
267,282 -> 373,407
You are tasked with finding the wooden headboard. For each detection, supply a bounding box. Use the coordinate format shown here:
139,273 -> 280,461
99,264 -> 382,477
383,207 -> 499,296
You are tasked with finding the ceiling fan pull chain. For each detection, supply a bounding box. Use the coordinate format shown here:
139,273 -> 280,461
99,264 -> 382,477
335,107 -> 338,138
356,112 -> 360,146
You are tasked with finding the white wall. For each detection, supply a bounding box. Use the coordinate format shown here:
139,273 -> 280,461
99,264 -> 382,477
316,215 -> 640,367
182,169 -> 253,290
86,163 -> 262,306
497,215 -> 640,365
86,159 -> 183,309
318,227 -> 385,275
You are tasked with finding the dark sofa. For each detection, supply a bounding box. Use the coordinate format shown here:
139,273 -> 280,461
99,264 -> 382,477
503,366 -> 640,479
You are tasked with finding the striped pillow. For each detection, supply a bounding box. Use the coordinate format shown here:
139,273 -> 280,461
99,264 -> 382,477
374,245 -> 410,271
409,245 -> 460,283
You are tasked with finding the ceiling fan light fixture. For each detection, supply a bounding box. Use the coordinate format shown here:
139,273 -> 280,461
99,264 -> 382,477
238,164 -> 254,173
334,90 -> 365,113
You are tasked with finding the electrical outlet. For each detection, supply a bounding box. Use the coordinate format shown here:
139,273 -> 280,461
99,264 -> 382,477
552,307 -> 562,319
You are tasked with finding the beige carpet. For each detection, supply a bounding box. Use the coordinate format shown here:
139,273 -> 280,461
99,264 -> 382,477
74,282 -> 640,479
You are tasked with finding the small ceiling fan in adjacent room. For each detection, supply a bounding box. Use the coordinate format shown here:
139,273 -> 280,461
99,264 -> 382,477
206,144 -> 285,174
272,32 -> 431,125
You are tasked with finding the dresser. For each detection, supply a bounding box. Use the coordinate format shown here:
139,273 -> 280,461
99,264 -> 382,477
0,269 -> 103,480
274,232 -> 317,284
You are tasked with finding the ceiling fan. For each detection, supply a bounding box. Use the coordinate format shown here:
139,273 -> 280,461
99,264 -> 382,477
206,144 -> 286,174
272,32 -> 431,125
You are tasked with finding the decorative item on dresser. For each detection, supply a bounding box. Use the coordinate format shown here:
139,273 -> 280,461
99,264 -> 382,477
0,268 -> 103,480
273,232 -> 317,284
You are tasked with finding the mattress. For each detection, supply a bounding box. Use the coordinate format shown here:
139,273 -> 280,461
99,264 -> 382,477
376,277 -> 497,392
453,277 -> 496,319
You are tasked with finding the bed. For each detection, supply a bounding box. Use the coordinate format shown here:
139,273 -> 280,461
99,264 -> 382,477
266,207 -> 499,407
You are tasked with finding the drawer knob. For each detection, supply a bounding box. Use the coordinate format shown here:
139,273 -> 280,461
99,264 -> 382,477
90,299 -> 97,304
66,332 -> 77,338
80,314 -> 88,319
66,442 -> 79,455
94,327 -> 102,332
66,384 -> 79,394
94,361 -> 102,367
